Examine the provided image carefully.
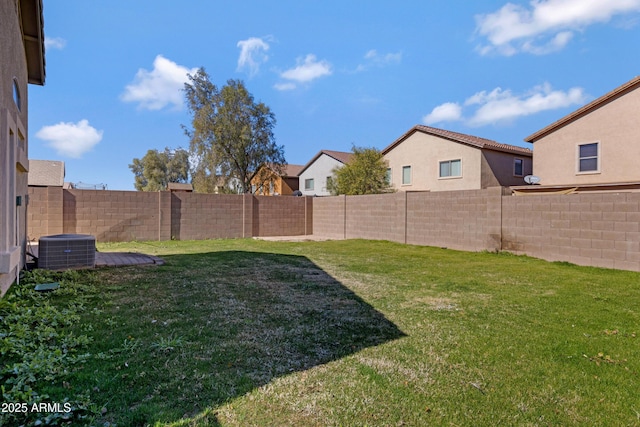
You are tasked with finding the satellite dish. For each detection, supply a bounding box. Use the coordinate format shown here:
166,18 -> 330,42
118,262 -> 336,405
524,175 -> 540,185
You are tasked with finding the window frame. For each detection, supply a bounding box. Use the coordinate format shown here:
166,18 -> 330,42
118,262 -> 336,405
385,168 -> 392,185
438,159 -> 462,179
576,142 -> 600,174
304,178 -> 314,191
513,158 -> 524,177
12,78 -> 21,112
401,165 -> 411,186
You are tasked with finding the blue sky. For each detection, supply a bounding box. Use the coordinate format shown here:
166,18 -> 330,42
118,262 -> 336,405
29,0 -> 640,190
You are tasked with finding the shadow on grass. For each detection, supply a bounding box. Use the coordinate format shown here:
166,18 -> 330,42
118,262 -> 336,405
88,250 -> 406,426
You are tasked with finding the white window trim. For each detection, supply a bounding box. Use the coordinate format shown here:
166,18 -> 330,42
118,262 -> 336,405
576,141 -> 600,175
386,167 -> 392,185
438,159 -> 462,180
513,158 -> 524,177
304,178 -> 314,191
401,165 -> 412,186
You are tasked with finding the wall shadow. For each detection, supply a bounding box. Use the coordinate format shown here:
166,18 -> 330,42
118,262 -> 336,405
62,190 -> 76,232
95,250 -> 406,425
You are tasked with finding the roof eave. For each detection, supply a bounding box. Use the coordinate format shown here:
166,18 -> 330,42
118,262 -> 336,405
525,76 -> 640,143
383,125 -> 532,156
21,0 -> 46,85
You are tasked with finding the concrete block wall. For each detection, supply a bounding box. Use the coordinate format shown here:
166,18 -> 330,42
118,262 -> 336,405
313,188 -> 639,272
345,193 -> 406,242
28,188 -> 312,242
253,195 -> 312,237
313,196 -> 347,239
406,187 -> 503,252
63,189 -> 160,242
314,189 -> 503,251
170,193 -> 246,240
26,187 -> 640,272
502,192 -> 640,271
27,187 -> 49,238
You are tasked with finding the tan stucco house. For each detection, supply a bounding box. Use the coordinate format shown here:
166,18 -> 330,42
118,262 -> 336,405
524,76 -> 640,191
382,125 -> 532,192
1,0 -> 45,295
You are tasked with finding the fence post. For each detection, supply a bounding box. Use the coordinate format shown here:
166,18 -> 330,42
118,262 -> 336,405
158,191 -> 172,241
485,186 -> 504,251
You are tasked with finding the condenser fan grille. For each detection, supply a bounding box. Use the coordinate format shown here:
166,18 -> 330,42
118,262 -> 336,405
38,234 -> 96,270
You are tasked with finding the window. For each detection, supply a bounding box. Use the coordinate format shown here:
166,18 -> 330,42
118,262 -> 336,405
514,158 -> 524,176
385,168 -> 392,185
305,178 -> 314,190
578,142 -> 599,172
12,79 -> 21,111
402,166 -> 411,185
439,159 -> 461,178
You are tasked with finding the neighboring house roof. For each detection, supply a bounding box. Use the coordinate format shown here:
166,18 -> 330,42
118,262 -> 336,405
20,0 -> 46,85
383,125 -> 533,156
283,164 -> 304,177
28,160 -> 65,186
298,150 -> 354,175
167,182 -> 193,192
525,76 -> 640,143
250,163 -> 305,181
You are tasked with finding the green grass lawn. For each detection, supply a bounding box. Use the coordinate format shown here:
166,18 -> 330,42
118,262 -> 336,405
2,239 -> 639,426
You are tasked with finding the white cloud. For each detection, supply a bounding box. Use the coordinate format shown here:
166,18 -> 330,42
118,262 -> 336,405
364,49 -> 402,65
476,0 -> 640,55
355,49 -> 403,72
423,83 -> 588,127
121,55 -> 198,110
467,83 -> 588,126
273,82 -> 297,91
45,37 -> 66,50
237,37 -> 270,76
423,102 -> 463,125
276,54 -> 332,90
35,119 -> 103,158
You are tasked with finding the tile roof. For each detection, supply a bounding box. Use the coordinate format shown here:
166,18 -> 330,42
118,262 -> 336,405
320,150 -> 354,164
525,75 -> 640,142
382,125 -> 532,156
298,150 -> 354,175
28,160 -> 65,186
283,164 -> 304,177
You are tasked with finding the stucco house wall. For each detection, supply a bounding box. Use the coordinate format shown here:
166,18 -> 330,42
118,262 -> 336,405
1,0 -> 45,296
383,125 -> 532,192
385,131 -> 482,191
481,150 -> 533,188
526,76 -> 640,187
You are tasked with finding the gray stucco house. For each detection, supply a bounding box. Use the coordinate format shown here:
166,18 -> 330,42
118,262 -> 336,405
298,150 -> 353,196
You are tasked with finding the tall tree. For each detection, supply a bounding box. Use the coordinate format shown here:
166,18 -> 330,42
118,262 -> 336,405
183,69 -> 286,193
328,146 -> 393,195
129,147 -> 190,191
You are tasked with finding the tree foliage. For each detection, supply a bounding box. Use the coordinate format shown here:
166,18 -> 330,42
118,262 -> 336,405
129,147 -> 190,191
183,69 -> 286,193
328,146 -> 393,195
